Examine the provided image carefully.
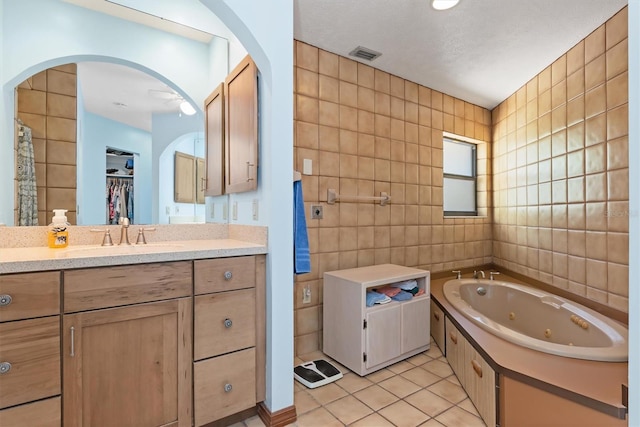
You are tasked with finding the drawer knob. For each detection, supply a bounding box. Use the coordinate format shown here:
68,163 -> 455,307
224,383 -> 233,393
0,294 -> 12,307
224,271 -> 233,280
224,318 -> 233,328
0,362 -> 11,374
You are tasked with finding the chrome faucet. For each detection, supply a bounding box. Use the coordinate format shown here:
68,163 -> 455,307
118,217 -> 131,245
489,271 -> 501,280
452,270 -> 462,279
473,270 -> 485,279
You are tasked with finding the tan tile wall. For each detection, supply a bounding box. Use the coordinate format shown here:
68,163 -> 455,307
15,64 -> 77,225
492,8 -> 628,312
293,41 -> 493,355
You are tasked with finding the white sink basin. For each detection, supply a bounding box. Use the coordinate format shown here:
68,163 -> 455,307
59,242 -> 185,258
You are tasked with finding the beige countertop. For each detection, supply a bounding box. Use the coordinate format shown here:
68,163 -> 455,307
0,239 -> 267,274
0,224 -> 268,274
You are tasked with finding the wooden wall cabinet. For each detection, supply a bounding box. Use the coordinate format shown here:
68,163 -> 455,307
323,264 -> 430,376
204,55 -> 258,196
0,272 -> 61,427
174,152 -> 206,204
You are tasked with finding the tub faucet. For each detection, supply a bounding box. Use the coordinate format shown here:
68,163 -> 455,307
490,271 -> 501,280
473,270 -> 485,279
452,270 -> 462,279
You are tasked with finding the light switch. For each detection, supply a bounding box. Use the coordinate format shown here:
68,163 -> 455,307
303,158 -> 312,175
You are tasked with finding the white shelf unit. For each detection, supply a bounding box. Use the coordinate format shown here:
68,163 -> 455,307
323,264 -> 430,376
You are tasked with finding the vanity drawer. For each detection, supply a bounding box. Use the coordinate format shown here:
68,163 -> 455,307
0,272 -> 60,322
0,317 -> 60,409
0,396 -> 60,427
194,289 -> 256,360
63,261 -> 192,312
194,256 -> 255,295
194,348 -> 256,426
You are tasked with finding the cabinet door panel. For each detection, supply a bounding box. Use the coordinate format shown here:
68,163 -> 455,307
430,300 -> 445,352
0,317 -> 60,409
64,262 -> 192,312
401,296 -> 430,353
194,256 -> 256,294
0,396 -> 60,427
174,151 -> 195,203
194,348 -> 256,426
194,288 -> 256,360
204,83 -> 224,196
0,271 -> 60,322
63,299 -> 192,427
225,55 -> 257,194
445,317 -> 464,378
365,305 -> 401,368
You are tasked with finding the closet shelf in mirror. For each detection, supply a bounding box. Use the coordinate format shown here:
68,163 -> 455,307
106,174 -> 133,178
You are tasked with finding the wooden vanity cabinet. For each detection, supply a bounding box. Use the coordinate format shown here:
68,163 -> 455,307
62,262 -> 193,427
0,272 -> 61,427
193,255 -> 266,426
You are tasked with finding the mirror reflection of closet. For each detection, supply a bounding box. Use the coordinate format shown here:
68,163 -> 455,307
106,147 -> 136,225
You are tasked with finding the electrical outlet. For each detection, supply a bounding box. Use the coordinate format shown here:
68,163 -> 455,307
222,203 -> 228,220
209,202 -> 215,219
311,205 -> 323,219
302,285 -> 311,304
232,202 -> 238,220
252,199 -> 259,220
165,206 -> 170,215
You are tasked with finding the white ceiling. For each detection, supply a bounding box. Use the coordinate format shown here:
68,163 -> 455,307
294,0 -> 628,109
78,62 -> 187,132
75,0 -> 628,131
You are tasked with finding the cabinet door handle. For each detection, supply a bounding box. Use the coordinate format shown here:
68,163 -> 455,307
434,312 -> 440,321
0,362 -> 12,374
0,294 -> 12,307
70,326 -> 75,357
224,271 -> 233,280
224,383 -> 233,393
201,177 -> 206,192
224,318 -> 233,328
246,162 -> 255,181
471,359 -> 483,378
449,331 -> 457,345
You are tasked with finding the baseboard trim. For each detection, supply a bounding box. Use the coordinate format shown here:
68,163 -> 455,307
257,402 -> 297,427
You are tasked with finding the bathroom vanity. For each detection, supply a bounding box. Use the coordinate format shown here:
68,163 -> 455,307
323,264 -> 430,376
0,231 -> 267,427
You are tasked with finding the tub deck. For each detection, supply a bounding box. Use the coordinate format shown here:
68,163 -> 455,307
431,274 -> 627,421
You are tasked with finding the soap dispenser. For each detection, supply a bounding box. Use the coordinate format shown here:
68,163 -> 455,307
48,209 -> 70,248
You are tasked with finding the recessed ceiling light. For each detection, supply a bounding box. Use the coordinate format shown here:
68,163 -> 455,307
432,0 -> 460,11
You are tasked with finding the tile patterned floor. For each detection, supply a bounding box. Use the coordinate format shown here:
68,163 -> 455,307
233,340 -> 486,427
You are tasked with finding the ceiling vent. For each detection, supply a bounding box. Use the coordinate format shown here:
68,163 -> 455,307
348,46 -> 382,62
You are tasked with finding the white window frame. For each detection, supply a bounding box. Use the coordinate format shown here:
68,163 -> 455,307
443,134 -> 478,217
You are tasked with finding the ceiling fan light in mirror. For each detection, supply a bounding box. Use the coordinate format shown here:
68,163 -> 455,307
431,0 -> 460,10
179,100 -> 196,115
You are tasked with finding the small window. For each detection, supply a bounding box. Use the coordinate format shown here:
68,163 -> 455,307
443,137 -> 477,216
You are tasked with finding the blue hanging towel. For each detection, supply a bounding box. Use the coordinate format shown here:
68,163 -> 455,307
294,180 -> 311,274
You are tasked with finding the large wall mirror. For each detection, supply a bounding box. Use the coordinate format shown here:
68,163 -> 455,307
14,61 -> 210,226
3,0 -> 239,227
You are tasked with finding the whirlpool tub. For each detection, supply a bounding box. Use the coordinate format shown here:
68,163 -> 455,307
442,279 -> 628,362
